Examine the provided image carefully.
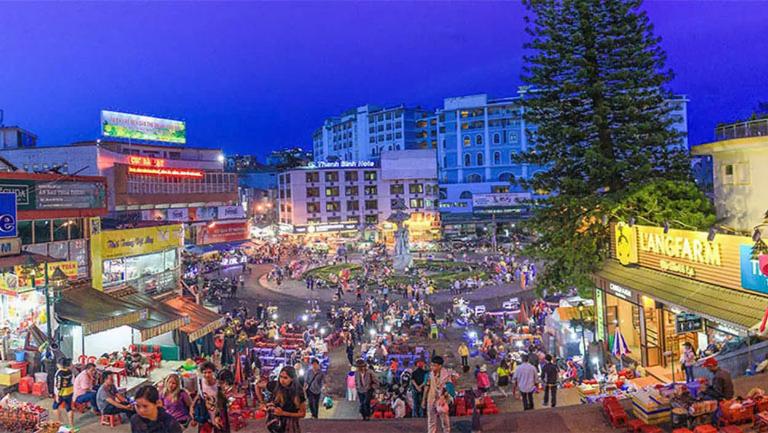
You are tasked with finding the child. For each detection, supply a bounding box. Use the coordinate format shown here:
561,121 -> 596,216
53,357 -> 75,430
346,368 -> 357,401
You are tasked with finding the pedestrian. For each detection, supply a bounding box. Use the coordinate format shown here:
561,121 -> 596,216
476,365 -> 490,394
304,358 -> 325,419
410,359 -> 427,418
97,372 -> 136,421
540,354 -> 559,408
191,362 -> 230,433
346,339 -> 355,366
160,373 -> 192,427
700,357 -> 734,426
267,366 -> 306,433
496,361 -> 510,398
512,355 -> 539,411
346,369 -> 357,401
458,343 -> 470,372
53,357 -> 75,429
354,359 -> 377,421
422,355 -> 453,433
131,385 -> 183,433
680,342 -> 696,383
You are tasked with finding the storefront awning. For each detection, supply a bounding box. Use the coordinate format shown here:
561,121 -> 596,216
596,260 -> 766,331
58,288 -> 146,336
163,296 -> 225,341
112,288 -> 189,341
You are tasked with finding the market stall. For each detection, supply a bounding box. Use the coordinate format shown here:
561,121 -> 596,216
164,296 -> 225,359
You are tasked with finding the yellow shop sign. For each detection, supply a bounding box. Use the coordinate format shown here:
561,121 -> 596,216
638,229 -> 721,267
100,224 -> 183,260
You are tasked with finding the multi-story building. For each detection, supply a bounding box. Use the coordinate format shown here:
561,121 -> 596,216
278,149 -> 439,242
312,105 -> 435,162
0,125 -> 37,149
0,140 -> 247,247
266,147 -> 312,168
692,116 -> 768,232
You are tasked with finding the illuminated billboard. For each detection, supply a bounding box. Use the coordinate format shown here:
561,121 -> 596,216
101,110 -> 186,144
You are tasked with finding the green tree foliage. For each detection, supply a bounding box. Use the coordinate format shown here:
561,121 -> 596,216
517,0 -> 713,294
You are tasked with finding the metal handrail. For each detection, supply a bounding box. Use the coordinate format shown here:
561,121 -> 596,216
715,118 -> 768,140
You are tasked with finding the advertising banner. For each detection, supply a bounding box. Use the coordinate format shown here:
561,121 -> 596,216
100,224 -> 183,260
472,193 -> 530,208
740,244 -> 768,294
141,209 -> 167,222
101,110 -> 186,144
35,182 -> 107,210
197,221 -> 249,245
217,205 -> 245,220
167,208 -> 189,221
189,207 -> 216,221
14,260 -> 79,288
0,192 -> 17,238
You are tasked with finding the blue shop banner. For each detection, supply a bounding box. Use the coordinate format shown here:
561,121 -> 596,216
0,192 -> 17,239
739,244 -> 768,294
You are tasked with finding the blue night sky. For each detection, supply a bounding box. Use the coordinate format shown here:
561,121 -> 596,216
1,1 -> 767,158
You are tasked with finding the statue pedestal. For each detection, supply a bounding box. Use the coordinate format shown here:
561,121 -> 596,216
393,253 -> 413,273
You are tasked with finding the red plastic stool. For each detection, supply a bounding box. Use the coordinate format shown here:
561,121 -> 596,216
609,408 -> 629,428
627,419 -> 647,432
100,414 -> 122,427
719,427 -> 742,433
640,426 -> 662,433
692,426 -> 717,433
671,429 -> 694,433
73,401 -> 90,414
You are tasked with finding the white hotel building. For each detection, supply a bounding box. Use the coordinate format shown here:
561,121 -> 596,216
277,149 -> 439,241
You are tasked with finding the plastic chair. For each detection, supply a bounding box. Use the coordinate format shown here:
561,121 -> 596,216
100,414 -> 122,427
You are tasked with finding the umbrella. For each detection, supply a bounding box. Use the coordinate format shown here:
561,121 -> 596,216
612,327 -> 631,369
518,302 -> 529,324
234,353 -> 243,385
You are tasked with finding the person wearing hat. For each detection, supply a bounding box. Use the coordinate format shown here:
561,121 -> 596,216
701,357 -> 734,400
422,355 -> 454,433
354,358 -> 378,421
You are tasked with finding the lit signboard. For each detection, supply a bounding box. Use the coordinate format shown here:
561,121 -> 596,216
101,110 -> 186,144
304,161 -> 376,169
127,156 -> 203,178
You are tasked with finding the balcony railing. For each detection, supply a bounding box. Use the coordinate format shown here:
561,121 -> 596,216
715,118 -> 768,141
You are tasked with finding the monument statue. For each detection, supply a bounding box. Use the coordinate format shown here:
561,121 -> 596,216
388,199 -> 413,272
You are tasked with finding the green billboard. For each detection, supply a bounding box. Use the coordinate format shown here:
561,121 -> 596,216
101,110 -> 186,144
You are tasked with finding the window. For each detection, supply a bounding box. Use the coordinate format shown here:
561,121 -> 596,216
492,185 -> 510,193
69,219 -> 83,240
326,202 -> 341,212
307,218 -> 321,224
494,151 -> 501,165
327,216 -> 341,223
305,172 -> 319,182
53,219 -> 69,241
347,215 -> 359,224
345,171 -> 358,181
18,221 -> 32,245
365,200 -> 378,210
391,199 -> 400,208
464,154 -> 471,167
722,164 -> 734,185
510,132 -> 519,143
463,136 -> 471,146
307,202 -> 320,213
466,174 -> 483,183
365,215 -> 378,224
736,162 -> 750,184
409,183 -> 423,194
306,187 -> 320,197
364,185 -> 378,195
499,172 -> 514,182
325,187 -> 339,197
493,133 -> 500,144
477,153 -> 484,166
325,171 -> 339,182
347,200 -> 359,211
390,184 -> 404,195
345,186 -> 359,196
459,191 -> 473,199
34,220 -> 51,244
364,171 -> 377,181
409,198 -> 424,208
476,134 -> 483,145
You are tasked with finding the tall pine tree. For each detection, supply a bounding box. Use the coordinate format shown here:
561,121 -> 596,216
517,0 -> 699,293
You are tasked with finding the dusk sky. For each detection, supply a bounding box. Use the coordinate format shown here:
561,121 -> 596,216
1,1 -> 767,158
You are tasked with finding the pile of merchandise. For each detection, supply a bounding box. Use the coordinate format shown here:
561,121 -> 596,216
0,397 -> 48,432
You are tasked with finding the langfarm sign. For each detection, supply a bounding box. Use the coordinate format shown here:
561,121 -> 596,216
0,193 -> 17,239
102,110 -> 186,144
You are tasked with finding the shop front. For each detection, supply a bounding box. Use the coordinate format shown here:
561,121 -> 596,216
90,222 -> 184,296
593,223 -> 768,378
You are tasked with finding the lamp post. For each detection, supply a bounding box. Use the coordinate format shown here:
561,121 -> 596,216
578,302 -> 592,379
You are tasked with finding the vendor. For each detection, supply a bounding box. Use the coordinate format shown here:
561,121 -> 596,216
701,358 -> 734,401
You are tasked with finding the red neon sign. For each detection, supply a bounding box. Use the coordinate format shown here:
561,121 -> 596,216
128,166 -> 204,178
128,156 -> 166,168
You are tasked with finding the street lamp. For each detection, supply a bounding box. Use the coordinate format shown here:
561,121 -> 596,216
577,302 -> 592,379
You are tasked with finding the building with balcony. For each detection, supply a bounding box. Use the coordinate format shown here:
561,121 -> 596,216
692,117 -> 768,233
312,105 -> 435,162
278,149 -> 439,242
